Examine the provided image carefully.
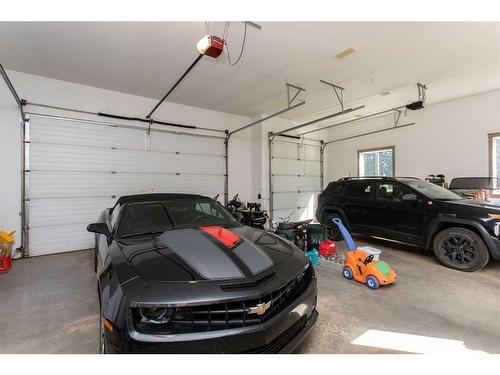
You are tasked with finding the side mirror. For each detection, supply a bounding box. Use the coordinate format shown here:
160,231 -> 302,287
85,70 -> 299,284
402,193 -> 418,201
87,223 -> 111,241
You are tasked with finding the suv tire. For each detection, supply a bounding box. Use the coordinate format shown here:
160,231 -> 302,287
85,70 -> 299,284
432,227 -> 490,272
323,213 -> 343,241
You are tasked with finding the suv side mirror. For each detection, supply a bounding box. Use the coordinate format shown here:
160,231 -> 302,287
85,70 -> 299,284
87,223 -> 111,242
402,193 -> 418,201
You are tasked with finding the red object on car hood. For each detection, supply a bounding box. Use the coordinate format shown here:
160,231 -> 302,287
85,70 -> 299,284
319,240 -> 336,256
199,226 -> 241,249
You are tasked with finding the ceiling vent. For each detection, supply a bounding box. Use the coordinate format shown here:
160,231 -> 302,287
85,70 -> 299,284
334,47 -> 357,59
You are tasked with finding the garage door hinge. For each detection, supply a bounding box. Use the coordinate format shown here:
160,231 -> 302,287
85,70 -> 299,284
176,172 -> 180,176
111,195 -> 116,198
111,146 -> 116,150
23,169 -> 30,173
176,151 -> 180,155
23,140 -> 30,144
111,171 -> 116,174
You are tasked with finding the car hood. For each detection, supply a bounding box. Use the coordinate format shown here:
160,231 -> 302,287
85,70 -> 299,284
440,199 -> 500,212
116,226 -> 307,283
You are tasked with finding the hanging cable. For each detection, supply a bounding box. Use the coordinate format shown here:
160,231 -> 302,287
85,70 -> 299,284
226,21 -> 248,66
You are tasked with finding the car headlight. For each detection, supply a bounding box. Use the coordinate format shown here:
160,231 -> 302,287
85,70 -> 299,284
139,307 -> 173,324
296,271 -> 305,283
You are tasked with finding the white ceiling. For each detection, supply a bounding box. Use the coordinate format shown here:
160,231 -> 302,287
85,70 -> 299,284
0,22 -> 499,120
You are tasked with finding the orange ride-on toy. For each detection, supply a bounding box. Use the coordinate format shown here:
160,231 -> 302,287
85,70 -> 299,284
342,251 -> 397,289
331,218 -> 397,289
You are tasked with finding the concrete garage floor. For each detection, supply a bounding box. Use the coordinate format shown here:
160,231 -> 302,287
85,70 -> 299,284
0,236 -> 499,354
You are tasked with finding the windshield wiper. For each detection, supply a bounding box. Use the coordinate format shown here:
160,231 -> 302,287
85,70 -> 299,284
120,230 -> 165,238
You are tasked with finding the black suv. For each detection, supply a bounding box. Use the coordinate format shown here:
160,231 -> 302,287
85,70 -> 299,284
317,177 -> 500,272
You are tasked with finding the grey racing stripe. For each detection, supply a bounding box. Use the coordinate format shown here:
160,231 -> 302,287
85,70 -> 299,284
233,241 -> 274,275
158,229 -> 244,280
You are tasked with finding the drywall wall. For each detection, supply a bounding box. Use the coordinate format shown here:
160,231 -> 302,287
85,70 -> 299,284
324,89 -> 500,185
0,70 -> 253,250
0,77 -> 21,250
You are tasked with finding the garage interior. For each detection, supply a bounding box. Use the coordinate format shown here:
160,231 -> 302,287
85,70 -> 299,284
1,21 -> 500,354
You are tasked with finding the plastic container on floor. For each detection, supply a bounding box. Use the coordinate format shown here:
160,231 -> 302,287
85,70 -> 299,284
358,246 -> 382,260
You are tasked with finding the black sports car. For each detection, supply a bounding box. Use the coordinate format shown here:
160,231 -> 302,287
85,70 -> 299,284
87,193 -> 318,353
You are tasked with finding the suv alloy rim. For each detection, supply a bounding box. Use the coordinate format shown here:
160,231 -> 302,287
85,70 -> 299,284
441,235 -> 477,265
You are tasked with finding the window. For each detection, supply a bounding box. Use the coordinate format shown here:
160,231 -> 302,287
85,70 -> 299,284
490,133 -> 500,195
345,181 -> 374,199
358,146 -> 394,177
400,179 -> 462,200
117,202 -> 173,237
376,183 -> 413,202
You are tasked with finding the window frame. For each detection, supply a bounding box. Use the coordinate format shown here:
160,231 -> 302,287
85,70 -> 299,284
357,145 -> 395,177
488,132 -> 500,197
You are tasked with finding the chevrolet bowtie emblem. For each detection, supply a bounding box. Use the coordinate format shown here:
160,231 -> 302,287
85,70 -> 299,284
248,301 -> 271,316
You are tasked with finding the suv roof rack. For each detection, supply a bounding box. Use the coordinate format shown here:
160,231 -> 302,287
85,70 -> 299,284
338,176 -> 420,181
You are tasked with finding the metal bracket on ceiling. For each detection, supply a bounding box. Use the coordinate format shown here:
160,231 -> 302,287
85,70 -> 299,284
417,82 -> 427,104
320,80 -> 345,110
394,109 -> 402,126
286,83 -> 306,108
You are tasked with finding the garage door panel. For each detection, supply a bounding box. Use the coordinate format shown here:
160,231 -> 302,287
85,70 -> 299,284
303,144 -> 320,161
272,159 -> 302,174
272,141 -> 299,159
303,160 -> 321,175
29,197 -> 114,228
30,143 -> 224,174
30,171 -> 223,198
271,139 -> 321,221
30,224 -> 95,256
31,117 -> 147,149
272,192 -> 299,210
151,132 -> 224,155
272,176 -> 300,191
28,115 -> 226,256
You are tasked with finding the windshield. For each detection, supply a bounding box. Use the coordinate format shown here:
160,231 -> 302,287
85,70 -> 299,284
401,179 -> 463,200
116,199 -> 240,237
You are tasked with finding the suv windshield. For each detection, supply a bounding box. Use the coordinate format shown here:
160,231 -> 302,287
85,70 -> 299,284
400,179 -> 463,200
116,199 -> 240,237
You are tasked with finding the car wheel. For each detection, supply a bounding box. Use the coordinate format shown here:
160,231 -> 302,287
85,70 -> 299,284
99,305 -> 107,354
432,227 -> 490,272
325,213 -> 342,241
343,266 -> 353,280
366,276 -> 379,290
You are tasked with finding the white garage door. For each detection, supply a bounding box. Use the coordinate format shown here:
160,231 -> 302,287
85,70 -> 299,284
27,113 -> 226,256
270,137 -> 322,223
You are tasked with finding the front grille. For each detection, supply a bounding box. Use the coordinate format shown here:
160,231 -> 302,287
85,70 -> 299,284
133,270 -> 309,335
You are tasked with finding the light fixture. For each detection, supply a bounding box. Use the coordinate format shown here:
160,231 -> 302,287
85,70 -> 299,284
334,47 -> 357,59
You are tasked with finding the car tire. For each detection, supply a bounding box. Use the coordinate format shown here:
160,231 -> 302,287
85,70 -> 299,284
432,227 -> 490,272
366,275 -> 379,290
343,266 -> 353,280
324,213 -> 342,241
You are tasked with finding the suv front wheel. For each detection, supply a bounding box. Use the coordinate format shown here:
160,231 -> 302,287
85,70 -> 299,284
432,227 -> 490,272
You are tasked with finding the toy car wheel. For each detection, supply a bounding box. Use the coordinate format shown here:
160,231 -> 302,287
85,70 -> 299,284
342,266 -> 353,280
366,276 -> 379,290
